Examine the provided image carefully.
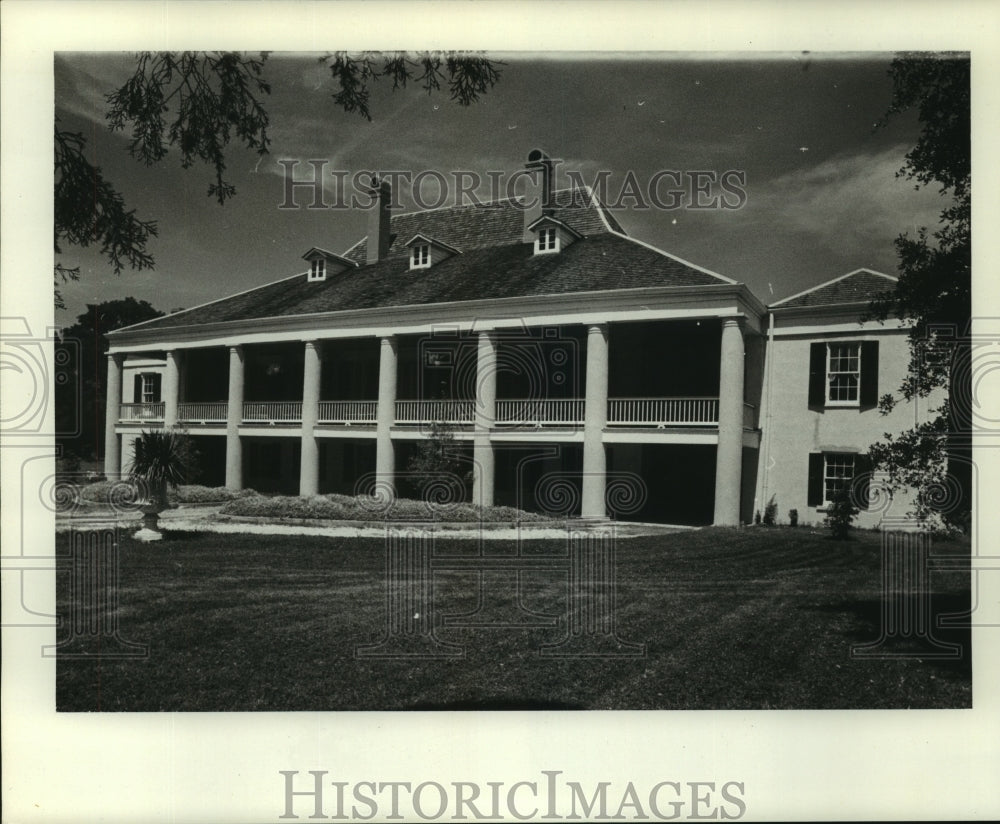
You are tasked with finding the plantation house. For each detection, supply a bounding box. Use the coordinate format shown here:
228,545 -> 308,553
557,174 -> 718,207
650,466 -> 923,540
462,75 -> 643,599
104,150 -> 930,527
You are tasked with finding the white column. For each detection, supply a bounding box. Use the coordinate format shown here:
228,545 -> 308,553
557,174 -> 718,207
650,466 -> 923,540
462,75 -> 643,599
299,340 -> 322,497
103,353 -> 123,477
375,336 -> 398,496
582,324 -> 609,519
163,350 -> 180,428
473,331 -> 497,507
225,345 -> 244,490
713,318 -> 745,526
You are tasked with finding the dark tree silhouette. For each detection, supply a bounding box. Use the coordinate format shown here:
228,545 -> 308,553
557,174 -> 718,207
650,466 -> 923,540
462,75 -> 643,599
56,298 -> 164,464
867,54 -> 971,528
54,51 -> 502,308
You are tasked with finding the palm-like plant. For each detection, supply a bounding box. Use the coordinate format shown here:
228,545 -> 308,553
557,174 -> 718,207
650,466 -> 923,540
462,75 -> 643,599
128,429 -> 193,539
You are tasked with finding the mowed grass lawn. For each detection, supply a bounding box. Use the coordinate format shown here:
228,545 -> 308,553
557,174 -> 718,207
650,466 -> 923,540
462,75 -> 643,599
56,526 -> 971,711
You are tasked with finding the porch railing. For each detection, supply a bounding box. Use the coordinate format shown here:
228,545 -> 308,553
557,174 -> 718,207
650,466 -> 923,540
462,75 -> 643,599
395,399 -> 475,425
118,402 -> 164,422
242,401 -> 302,423
178,402 -> 228,423
496,398 -> 586,425
122,395 -> 739,429
318,400 -> 378,424
608,397 -> 719,426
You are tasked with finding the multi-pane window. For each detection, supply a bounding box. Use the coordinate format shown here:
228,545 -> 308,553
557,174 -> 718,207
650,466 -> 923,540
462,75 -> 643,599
827,342 -> 860,404
411,244 -> 430,268
824,453 -> 855,504
309,258 -> 326,280
140,374 -> 157,404
536,227 -> 557,253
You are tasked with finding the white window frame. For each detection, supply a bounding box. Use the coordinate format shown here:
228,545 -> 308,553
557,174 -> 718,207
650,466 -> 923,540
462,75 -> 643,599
411,244 -> 431,269
140,373 -> 157,404
534,226 -> 559,254
826,342 -> 861,406
308,258 -> 326,281
823,453 -> 856,505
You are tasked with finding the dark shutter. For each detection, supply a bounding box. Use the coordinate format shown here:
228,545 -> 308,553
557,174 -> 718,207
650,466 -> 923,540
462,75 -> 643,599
853,453 -> 871,510
151,373 -> 162,402
860,341 -> 879,409
133,375 -> 142,403
808,343 -> 826,408
807,453 -> 824,506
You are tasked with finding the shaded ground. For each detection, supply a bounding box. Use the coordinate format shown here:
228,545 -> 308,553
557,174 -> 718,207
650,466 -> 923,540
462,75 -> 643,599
55,526 -> 971,711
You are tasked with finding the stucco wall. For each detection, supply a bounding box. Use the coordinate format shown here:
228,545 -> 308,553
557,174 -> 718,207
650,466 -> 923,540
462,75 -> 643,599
755,314 -> 942,528
120,357 -> 165,404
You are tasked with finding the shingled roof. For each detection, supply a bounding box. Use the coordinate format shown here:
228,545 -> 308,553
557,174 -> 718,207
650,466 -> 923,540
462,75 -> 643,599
771,268 -> 897,309
125,186 -> 732,333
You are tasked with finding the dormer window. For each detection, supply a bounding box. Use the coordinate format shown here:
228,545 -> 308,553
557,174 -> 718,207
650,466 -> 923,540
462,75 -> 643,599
405,234 -> 460,270
536,227 -> 558,253
302,247 -> 359,282
411,244 -> 431,269
527,215 -> 581,256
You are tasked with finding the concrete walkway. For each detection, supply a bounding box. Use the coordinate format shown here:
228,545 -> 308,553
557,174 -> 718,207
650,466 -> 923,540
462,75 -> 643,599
56,504 -> 695,540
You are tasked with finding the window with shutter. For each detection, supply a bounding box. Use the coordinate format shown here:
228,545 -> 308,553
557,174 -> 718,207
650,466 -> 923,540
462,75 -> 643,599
809,341 -> 879,410
808,451 -> 871,510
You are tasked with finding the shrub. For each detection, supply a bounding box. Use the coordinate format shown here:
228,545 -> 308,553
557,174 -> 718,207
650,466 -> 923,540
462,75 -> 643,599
762,495 -> 777,526
824,485 -> 858,540
79,480 -> 124,503
754,510 -> 761,526
219,493 -> 554,524
788,508 -> 798,528
173,485 -> 256,504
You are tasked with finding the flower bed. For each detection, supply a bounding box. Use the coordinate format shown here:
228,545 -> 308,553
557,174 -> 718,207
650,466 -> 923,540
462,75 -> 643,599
77,482 -> 253,505
219,493 -> 554,523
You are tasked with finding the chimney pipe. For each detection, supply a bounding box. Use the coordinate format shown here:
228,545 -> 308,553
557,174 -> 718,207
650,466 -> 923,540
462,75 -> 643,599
366,174 -> 392,265
522,148 -> 554,243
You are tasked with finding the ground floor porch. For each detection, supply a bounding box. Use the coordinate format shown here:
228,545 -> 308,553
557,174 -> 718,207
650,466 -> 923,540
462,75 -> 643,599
113,430 -> 758,526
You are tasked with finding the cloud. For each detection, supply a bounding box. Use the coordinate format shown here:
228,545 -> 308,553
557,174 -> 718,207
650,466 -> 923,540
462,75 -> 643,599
750,145 -> 945,250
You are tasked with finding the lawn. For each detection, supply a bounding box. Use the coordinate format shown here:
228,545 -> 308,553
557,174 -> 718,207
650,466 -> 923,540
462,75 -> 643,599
55,525 -> 972,711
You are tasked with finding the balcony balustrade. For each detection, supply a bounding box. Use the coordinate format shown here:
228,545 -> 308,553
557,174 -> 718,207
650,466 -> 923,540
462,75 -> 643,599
242,401 -> 303,424
607,397 -> 718,427
395,399 -> 475,425
118,402 -> 164,422
496,398 -> 586,426
119,396 -> 736,428
318,400 -> 378,424
178,402 -> 228,423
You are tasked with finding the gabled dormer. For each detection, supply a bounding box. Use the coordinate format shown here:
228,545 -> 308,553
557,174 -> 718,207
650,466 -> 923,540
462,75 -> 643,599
302,247 -> 359,282
526,215 -> 582,255
404,234 -> 462,271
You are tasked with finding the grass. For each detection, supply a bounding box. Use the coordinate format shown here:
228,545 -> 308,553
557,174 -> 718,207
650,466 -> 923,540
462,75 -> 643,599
55,526 -> 971,711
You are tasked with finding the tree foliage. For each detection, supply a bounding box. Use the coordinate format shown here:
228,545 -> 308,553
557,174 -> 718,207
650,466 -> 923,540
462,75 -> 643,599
56,298 -> 164,463
53,126 -> 158,309
323,52 -> 503,121
106,51 -> 272,205
867,54 -> 971,529
55,51 -> 502,307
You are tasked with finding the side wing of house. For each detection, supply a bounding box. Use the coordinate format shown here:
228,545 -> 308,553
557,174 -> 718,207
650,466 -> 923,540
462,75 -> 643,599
756,270 -> 942,527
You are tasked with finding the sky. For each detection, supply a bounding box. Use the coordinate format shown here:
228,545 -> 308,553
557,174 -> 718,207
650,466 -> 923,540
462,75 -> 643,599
53,52 -> 948,322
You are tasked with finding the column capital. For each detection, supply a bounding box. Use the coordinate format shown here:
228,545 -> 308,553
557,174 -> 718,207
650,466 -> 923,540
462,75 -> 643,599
107,352 -> 124,365
587,322 -> 608,335
228,343 -> 243,354
720,316 -> 744,329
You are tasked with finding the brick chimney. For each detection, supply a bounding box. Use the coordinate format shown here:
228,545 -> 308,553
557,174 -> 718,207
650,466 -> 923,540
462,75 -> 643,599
522,148 -> 554,243
366,174 -> 392,265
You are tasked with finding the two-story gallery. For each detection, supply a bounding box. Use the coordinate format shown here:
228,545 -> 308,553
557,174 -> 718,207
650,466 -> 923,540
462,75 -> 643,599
104,150 -> 925,527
